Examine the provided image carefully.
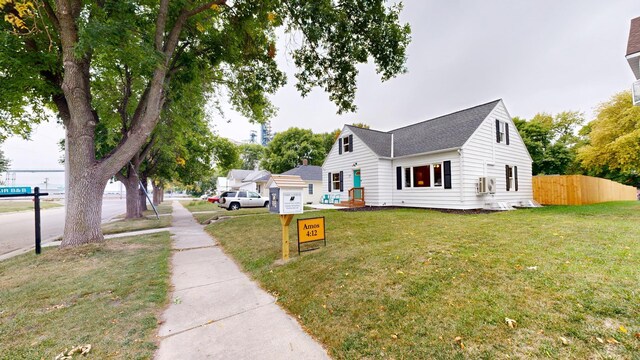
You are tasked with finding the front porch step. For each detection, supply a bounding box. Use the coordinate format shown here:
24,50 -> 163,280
338,200 -> 365,208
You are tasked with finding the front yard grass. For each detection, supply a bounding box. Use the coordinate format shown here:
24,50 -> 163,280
0,200 -> 63,213
206,201 -> 640,359
102,215 -> 172,235
0,232 -> 171,359
181,200 -> 269,223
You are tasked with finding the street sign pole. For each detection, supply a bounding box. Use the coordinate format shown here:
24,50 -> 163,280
34,187 -> 41,254
0,186 -> 48,255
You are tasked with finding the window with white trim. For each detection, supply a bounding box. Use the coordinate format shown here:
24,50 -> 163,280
342,136 -> 350,152
404,162 -> 444,188
506,165 -> 517,191
498,121 -> 506,143
332,173 -> 340,191
404,167 -> 411,188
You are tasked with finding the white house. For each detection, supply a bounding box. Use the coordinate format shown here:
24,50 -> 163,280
225,169 -> 271,195
281,163 -> 323,204
322,99 -> 535,210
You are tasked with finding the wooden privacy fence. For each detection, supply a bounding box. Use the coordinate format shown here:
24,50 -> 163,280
533,175 -> 638,205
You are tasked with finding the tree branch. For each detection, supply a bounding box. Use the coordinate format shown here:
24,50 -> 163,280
154,0 -> 169,51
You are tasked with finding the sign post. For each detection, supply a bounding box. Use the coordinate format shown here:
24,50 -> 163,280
267,175 -> 306,262
0,186 -> 48,254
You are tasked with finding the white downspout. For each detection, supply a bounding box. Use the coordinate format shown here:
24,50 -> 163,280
458,149 -> 464,203
390,134 -> 394,206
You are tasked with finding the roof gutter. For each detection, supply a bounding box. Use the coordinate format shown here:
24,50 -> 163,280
379,146 -> 461,160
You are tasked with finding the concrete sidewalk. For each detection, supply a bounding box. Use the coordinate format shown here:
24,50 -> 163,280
155,201 -> 329,360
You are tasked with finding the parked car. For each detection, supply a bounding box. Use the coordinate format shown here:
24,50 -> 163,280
218,191 -> 269,210
207,195 -> 220,203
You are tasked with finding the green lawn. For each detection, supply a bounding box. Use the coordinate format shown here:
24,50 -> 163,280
102,215 -> 172,235
206,201 -> 640,359
181,200 -> 269,223
0,200 -> 63,213
0,232 -> 171,359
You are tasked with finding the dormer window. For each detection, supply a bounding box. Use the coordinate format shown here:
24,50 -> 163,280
343,136 -> 350,152
495,119 -> 510,145
338,134 -> 353,154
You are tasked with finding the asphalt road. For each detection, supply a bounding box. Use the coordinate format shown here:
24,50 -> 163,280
0,198 -> 126,256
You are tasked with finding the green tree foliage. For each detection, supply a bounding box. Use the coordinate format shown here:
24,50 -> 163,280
211,136 -> 241,175
577,91 -> 640,186
238,143 -> 265,170
513,111 -> 584,175
0,146 -> 9,172
261,128 -> 329,173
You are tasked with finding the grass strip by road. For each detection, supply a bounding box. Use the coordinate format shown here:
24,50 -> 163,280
0,200 -> 63,213
102,215 -> 171,235
181,200 -> 269,224
0,232 -> 171,359
206,201 -> 640,359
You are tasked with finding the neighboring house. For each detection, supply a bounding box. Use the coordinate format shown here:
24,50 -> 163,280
322,99 -> 534,210
225,169 -> 271,195
281,163 -> 323,203
626,16 -> 640,79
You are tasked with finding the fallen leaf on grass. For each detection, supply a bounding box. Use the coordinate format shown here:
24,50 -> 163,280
596,337 -> 604,344
635,332 -> 640,339
606,337 -> 619,345
391,334 -> 398,339
505,318 -> 517,328
454,336 -> 464,349
396,270 -> 404,275
54,344 -> 91,360
619,325 -> 628,334
559,337 -> 569,345
526,266 -> 538,271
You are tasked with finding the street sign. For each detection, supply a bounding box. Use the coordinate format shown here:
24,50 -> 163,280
296,217 -> 326,254
0,186 -> 32,195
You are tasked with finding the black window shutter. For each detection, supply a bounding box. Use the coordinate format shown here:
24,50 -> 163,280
505,123 -> 510,145
338,138 -> 342,155
396,166 -> 402,190
349,134 -> 354,152
443,161 -> 452,189
495,119 -> 501,143
339,171 -> 344,192
514,166 -> 518,191
505,165 -> 510,191
328,172 -> 332,192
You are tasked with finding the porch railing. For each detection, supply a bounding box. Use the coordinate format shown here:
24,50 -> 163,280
348,187 -> 365,203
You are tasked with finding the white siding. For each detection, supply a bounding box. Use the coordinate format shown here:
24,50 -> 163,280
391,151 -> 464,209
461,101 -> 533,208
322,127 -> 383,205
304,180 -> 323,204
377,159 -> 394,206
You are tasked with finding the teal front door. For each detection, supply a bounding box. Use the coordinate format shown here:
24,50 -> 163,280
353,169 -> 361,188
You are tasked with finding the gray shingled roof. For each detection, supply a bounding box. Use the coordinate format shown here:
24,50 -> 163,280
228,169 -> 253,181
281,165 -> 323,181
346,100 -> 501,158
346,126 -> 392,157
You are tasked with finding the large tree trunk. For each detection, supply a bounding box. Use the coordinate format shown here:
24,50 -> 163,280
139,174 -> 149,212
152,181 -> 162,206
61,127 -> 109,247
123,172 -> 142,219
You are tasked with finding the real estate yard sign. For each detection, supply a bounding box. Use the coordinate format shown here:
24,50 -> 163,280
297,217 -> 326,255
